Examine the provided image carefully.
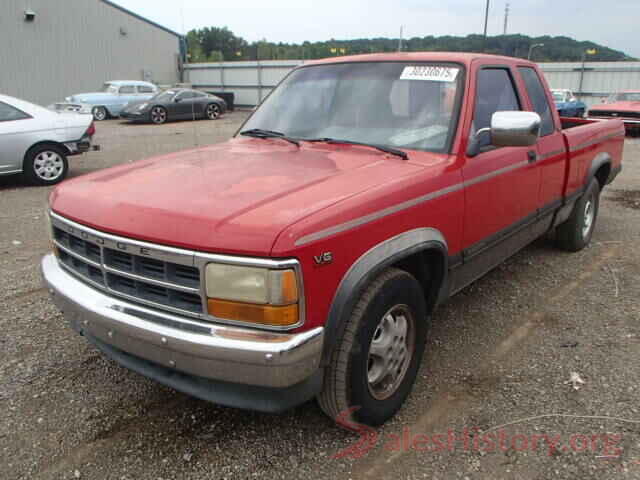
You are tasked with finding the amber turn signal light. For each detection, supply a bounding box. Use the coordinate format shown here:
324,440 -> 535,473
207,299 -> 299,327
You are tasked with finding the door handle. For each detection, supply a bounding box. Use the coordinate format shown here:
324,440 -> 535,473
527,150 -> 537,163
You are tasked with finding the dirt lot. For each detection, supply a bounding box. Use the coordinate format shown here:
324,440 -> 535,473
1,115 -> 639,480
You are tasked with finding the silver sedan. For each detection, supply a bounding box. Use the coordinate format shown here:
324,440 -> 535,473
0,94 -> 96,185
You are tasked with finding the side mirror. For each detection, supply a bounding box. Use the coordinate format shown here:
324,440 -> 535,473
467,111 -> 541,157
174,97 -> 181,103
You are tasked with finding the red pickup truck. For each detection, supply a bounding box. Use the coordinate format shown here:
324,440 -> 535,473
42,53 -> 624,427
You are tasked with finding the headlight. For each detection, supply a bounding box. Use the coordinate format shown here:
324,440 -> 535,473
137,103 -> 148,110
205,263 -> 300,327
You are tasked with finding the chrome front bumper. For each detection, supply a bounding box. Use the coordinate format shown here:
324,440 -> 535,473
41,253 -> 324,390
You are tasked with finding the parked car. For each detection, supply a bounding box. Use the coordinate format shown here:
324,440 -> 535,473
120,88 -> 227,124
42,53 -> 624,427
47,101 -> 93,116
64,81 -> 159,121
588,90 -> 640,134
0,94 -> 96,185
551,88 -> 586,117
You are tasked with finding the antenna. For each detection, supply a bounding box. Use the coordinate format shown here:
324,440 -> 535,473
503,2 -> 510,35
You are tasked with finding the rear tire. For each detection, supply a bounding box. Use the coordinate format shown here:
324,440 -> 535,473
24,144 -> 69,186
317,268 -> 428,426
556,178 -> 600,252
205,103 -> 221,120
92,106 -> 108,121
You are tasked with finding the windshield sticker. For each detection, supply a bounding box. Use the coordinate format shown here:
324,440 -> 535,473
400,66 -> 459,82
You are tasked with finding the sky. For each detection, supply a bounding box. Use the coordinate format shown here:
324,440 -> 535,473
112,0 -> 640,58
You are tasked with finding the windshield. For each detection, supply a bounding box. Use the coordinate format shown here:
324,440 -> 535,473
101,83 -> 118,94
552,91 -> 565,102
153,90 -> 177,102
609,92 -> 640,102
241,62 -> 463,153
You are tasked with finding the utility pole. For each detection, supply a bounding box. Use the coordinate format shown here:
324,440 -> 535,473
398,26 -> 403,52
503,2 -> 509,35
482,0 -> 490,52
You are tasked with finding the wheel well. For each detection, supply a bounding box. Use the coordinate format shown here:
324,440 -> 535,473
594,163 -> 611,190
391,248 -> 445,313
23,141 -> 67,167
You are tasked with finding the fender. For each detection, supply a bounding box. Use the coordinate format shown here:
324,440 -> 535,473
320,228 -> 448,366
587,151 -> 612,186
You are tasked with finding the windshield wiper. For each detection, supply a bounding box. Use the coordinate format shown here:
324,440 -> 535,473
240,128 -> 300,147
300,137 -> 408,160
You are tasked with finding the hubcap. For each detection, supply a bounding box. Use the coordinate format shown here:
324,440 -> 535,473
93,108 -> 105,120
34,151 -> 64,180
582,196 -> 594,238
367,304 -> 415,400
207,104 -> 219,119
151,108 -> 166,123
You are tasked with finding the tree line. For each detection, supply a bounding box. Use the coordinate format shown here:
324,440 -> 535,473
185,27 -> 633,63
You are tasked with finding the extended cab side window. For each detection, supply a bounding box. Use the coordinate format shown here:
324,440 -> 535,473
473,68 -> 521,147
518,67 -> 555,136
137,85 -> 154,94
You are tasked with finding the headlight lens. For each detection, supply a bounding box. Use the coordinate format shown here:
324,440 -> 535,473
205,264 -> 300,327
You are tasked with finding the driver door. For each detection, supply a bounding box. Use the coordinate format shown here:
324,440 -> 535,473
455,65 -> 541,289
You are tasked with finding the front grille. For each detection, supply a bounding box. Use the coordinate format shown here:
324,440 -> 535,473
590,110 -> 640,119
52,222 -> 203,317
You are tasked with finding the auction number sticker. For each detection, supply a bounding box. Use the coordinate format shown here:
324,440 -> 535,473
400,65 -> 459,82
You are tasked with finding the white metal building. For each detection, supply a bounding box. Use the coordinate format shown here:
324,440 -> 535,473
1,0 -> 183,106
538,62 -> 640,107
184,59 -> 640,109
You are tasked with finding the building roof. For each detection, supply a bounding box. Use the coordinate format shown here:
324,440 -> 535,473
100,0 -> 182,38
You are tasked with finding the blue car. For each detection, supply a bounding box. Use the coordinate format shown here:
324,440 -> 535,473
64,81 -> 159,121
551,89 -> 586,118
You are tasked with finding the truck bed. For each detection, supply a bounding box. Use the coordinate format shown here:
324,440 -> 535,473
560,116 -> 625,196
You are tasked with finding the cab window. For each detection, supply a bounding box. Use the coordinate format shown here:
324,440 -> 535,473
518,67 -> 555,136
119,86 -> 136,94
472,68 -> 521,147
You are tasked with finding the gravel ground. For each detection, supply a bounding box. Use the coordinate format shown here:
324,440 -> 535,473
0,115 -> 638,480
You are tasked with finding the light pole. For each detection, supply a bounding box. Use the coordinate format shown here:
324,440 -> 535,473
578,49 -> 597,99
482,0 -> 490,52
527,43 -> 544,60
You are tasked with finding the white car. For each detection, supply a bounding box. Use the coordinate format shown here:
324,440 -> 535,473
0,94 -> 96,185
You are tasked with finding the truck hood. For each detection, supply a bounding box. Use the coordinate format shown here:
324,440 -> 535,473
590,101 -> 640,113
50,138 -> 425,255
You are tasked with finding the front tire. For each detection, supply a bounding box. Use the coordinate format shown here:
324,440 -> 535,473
24,144 -> 68,186
92,106 -> 108,121
150,106 -> 167,124
556,178 -> 600,251
317,268 -> 428,426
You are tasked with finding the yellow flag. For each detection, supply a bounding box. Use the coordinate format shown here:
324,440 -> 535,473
586,49 -> 597,55
330,48 -> 337,53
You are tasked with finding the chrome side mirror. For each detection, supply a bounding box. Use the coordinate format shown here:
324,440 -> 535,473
490,111 -> 541,147
467,111 -> 541,156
